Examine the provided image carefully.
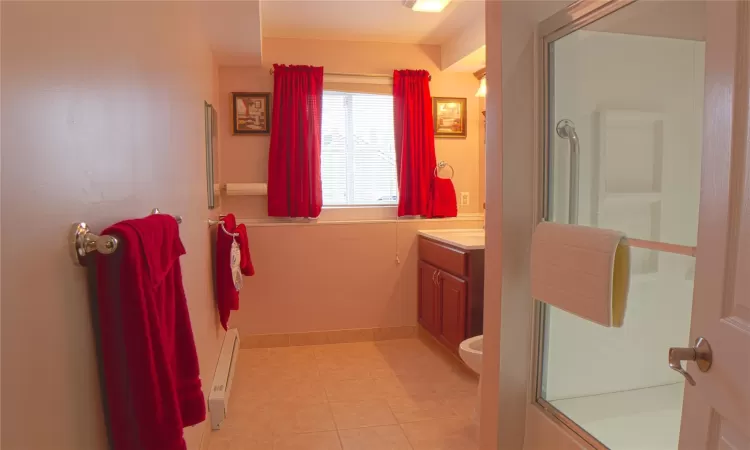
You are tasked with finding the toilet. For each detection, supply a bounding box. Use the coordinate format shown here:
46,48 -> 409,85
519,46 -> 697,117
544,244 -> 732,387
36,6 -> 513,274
459,334 -> 483,374
459,335 -> 484,424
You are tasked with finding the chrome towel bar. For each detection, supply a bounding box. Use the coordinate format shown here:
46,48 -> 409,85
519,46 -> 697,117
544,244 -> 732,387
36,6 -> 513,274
70,208 -> 182,266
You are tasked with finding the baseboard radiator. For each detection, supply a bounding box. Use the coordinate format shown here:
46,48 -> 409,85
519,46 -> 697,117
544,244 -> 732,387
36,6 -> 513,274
208,328 -> 240,430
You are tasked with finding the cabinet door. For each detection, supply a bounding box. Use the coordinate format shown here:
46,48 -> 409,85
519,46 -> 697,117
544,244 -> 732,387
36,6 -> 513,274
439,270 -> 468,349
418,260 -> 440,335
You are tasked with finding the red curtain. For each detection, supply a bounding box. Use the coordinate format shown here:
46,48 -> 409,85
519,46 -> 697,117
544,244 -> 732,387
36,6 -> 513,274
267,64 -> 324,218
393,69 -> 436,217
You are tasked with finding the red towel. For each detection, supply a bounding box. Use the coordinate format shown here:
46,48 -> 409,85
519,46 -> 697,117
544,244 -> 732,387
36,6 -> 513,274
95,214 -> 205,450
236,224 -> 255,277
430,177 -> 458,218
215,214 -> 239,329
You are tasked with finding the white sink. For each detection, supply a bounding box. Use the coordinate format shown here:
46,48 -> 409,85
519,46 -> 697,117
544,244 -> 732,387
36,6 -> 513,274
417,229 -> 485,250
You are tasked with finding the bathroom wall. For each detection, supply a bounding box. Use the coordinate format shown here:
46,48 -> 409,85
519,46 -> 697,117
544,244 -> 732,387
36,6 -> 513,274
216,38 -> 485,338
239,218 -> 482,337
1,3 -> 225,449
220,37 -> 484,218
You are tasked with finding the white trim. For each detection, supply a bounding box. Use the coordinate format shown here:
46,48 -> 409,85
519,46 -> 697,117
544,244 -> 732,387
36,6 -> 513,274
238,212 -> 484,227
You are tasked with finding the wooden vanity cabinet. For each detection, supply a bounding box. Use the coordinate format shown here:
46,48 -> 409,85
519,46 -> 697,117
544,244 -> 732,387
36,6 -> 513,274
417,236 -> 484,354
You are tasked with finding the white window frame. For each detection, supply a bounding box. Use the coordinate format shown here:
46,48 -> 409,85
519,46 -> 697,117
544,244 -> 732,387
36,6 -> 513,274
320,89 -> 399,211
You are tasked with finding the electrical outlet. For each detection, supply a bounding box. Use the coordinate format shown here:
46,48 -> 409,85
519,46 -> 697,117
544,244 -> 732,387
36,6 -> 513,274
460,192 -> 470,206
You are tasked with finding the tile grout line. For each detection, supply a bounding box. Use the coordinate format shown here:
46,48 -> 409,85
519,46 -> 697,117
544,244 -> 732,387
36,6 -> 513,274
399,423 -> 417,450
328,400 -> 346,450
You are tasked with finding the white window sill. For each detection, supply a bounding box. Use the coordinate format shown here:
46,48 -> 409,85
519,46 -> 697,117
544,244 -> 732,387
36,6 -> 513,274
320,205 -> 398,221
237,207 -> 484,227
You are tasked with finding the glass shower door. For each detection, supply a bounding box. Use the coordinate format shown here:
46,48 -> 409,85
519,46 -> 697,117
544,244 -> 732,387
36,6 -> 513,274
538,4 -> 706,449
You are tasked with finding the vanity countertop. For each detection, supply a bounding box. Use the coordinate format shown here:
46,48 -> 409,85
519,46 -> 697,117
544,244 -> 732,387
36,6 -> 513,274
417,229 -> 485,250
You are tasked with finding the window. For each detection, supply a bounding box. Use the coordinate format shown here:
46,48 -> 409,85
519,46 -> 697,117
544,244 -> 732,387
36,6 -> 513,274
321,91 -> 398,206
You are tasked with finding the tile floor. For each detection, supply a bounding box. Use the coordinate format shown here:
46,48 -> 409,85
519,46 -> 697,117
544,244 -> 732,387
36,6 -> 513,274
207,338 -> 480,450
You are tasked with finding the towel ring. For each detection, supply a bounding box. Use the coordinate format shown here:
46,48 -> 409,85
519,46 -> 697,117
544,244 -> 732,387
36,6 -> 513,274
434,161 -> 454,180
208,219 -> 239,237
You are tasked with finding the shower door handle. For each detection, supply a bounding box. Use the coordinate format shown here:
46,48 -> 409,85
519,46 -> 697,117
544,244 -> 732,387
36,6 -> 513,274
668,337 -> 712,386
556,119 -> 580,224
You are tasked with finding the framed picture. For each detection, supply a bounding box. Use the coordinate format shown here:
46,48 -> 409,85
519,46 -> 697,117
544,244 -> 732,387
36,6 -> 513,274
433,97 -> 467,138
232,92 -> 271,135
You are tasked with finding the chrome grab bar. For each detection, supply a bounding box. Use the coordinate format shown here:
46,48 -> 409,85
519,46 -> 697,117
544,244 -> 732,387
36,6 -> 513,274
556,119 -> 580,224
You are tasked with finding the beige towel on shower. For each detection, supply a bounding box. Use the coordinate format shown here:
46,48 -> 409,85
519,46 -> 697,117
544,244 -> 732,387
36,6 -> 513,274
530,222 -> 630,327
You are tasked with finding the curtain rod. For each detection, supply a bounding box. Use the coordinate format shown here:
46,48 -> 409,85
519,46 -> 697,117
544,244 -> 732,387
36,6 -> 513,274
268,68 -> 431,81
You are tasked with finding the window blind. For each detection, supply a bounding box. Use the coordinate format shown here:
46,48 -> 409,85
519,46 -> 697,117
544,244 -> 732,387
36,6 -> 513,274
321,91 -> 399,206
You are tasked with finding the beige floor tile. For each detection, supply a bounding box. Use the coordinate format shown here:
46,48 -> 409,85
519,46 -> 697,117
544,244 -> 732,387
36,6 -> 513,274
227,339 -> 478,450
267,345 -> 319,362
339,425 -> 413,450
207,423 -> 275,450
273,431 -> 342,450
241,363 -> 320,384
238,348 -> 271,363
232,378 -> 328,407
329,399 -> 397,429
213,403 -> 273,432
444,394 -> 479,419
401,417 -> 479,450
324,377 -> 383,402
386,394 -> 459,423
220,434 -> 275,450
207,436 -> 232,450
374,376 -> 442,398
374,339 -> 433,357
314,342 -> 382,360
220,401 -> 336,436
270,402 -> 337,435
317,358 -> 393,381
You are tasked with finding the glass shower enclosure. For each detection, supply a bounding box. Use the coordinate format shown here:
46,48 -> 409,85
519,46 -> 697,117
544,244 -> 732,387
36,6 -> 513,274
536,2 -> 706,449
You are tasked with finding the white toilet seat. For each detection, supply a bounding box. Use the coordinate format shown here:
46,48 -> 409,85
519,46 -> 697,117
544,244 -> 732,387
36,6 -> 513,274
459,334 -> 483,374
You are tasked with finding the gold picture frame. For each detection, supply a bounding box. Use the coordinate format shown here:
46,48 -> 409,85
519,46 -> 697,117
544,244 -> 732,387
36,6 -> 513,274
433,97 -> 467,138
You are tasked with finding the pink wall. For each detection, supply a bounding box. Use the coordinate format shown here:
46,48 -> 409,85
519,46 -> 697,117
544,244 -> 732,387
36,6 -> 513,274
1,3 -> 224,449
215,38 -> 485,337
237,218 -> 482,336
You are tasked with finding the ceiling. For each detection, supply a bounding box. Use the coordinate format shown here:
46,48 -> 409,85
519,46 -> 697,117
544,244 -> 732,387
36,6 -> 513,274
260,0 -> 485,46
446,45 -> 485,72
199,0 -> 263,65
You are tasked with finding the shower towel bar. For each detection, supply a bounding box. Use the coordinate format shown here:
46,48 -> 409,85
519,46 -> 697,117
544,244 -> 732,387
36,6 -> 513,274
626,238 -> 696,257
539,220 -> 697,257
70,208 -> 182,266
